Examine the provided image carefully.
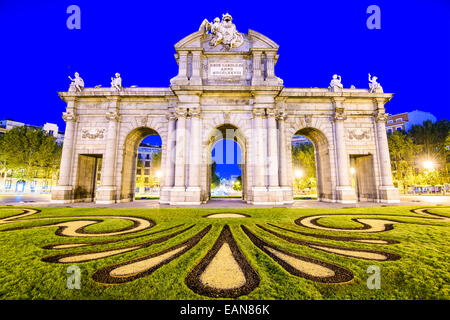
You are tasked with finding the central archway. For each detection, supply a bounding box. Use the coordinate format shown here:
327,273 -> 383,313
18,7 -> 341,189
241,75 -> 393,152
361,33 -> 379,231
204,124 -> 247,203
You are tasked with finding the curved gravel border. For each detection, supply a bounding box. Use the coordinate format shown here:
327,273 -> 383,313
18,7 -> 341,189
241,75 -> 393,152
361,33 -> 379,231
185,225 -> 260,298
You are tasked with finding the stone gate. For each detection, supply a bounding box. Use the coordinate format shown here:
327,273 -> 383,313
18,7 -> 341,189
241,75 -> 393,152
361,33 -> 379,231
52,14 -> 399,205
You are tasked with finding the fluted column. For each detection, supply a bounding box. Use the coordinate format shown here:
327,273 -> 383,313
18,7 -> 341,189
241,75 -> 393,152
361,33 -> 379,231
52,98 -> 77,203
266,52 -> 275,78
375,112 -> 394,187
332,98 -> 356,203
188,108 -> 202,188
97,97 -> 120,204
252,108 -> 266,187
164,112 -> 177,188
174,108 -> 187,188
58,110 -> 77,186
251,50 -> 263,85
267,109 -> 279,187
178,51 -> 188,80
334,111 -> 351,187
277,112 -> 288,187
190,51 -> 202,85
101,111 -> 120,187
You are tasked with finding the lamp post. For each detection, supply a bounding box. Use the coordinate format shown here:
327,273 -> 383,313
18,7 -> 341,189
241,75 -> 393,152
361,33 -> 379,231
294,169 -> 303,195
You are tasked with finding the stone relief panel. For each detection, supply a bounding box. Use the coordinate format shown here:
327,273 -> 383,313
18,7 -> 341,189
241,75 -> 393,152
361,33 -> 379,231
81,128 -> 106,141
346,128 -> 373,144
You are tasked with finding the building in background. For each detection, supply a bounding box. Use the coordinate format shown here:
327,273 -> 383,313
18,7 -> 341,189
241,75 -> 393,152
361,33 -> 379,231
292,135 -> 310,146
386,110 -> 437,133
135,143 -> 162,195
0,119 -> 65,144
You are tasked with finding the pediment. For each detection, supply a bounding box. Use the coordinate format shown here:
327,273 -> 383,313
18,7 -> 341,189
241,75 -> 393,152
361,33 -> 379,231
174,29 -> 279,52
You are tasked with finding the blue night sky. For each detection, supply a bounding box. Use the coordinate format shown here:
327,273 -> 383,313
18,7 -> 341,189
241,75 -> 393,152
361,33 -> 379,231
1,0 -> 449,178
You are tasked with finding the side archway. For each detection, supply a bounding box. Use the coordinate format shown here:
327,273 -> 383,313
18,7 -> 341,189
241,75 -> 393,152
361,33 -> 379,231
287,125 -> 335,202
119,127 -> 162,202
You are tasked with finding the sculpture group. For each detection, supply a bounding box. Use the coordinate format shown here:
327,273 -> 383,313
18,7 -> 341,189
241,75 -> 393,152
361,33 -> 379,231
199,13 -> 244,49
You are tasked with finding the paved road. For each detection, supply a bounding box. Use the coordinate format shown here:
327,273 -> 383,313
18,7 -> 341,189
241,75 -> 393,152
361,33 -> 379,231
0,193 -> 51,204
2,193 -> 450,208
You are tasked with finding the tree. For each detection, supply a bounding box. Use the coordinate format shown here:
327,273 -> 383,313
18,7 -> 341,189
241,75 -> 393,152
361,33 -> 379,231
291,143 -> 316,193
409,119 -> 450,170
387,131 -> 420,191
0,126 -> 62,186
210,161 -> 221,189
232,175 -> 242,191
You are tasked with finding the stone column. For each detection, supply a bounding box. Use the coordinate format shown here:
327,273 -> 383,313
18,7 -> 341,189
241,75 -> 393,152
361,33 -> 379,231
277,112 -> 288,187
266,52 -> 275,78
251,50 -> 263,85
170,51 -> 189,85
250,107 -> 269,204
332,98 -> 356,203
97,98 -> 120,204
267,109 -> 283,203
267,109 -> 279,187
51,98 -> 77,203
186,107 -> 202,204
190,51 -> 202,85
253,108 -> 266,187
160,112 -> 177,204
170,108 -> 188,203
374,99 -> 399,202
58,112 -> 77,186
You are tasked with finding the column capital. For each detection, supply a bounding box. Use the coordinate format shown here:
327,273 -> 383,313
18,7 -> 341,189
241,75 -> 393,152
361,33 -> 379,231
189,107 -> 202,118
62,112 -> 77,122
276,110 -> 288,121
267,108 -> 277,118
374,111 -> 389,123
106,111 -> 120,121
166,111 -> 177,121
333,107 -> 347,121
175,107 -> 188,118
252,108 -> 266,118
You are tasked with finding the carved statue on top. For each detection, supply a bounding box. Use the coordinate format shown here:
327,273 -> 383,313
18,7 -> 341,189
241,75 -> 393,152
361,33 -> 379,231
329,74 -> 343,92
199,13 -> 244,49
368,73 -> 383,93
111,73 -> 122,91
68,72 -> 84,92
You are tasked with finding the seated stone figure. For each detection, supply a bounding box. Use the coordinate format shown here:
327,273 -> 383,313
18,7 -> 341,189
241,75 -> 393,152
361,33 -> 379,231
368,73 -> 383,93
111,73 -> 122,91
68,72 -> 84,92
329,74 -> 343,92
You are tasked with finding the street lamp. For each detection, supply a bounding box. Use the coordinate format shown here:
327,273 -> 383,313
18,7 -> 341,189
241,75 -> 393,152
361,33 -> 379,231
423,161 -> 434,171
350,167 -> 356,175
295,169 -> 303,178
155,170 -> 163,178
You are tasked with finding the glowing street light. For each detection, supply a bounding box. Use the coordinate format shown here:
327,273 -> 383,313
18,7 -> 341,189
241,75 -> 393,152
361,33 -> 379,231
295,169 -> 303,178
423,161 -> 434,171
350,167 -> 356,175
155,170 -> 163,178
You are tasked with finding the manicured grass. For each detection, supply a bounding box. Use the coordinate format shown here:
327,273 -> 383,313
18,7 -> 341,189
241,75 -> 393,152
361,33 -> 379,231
0,205 -> 448,300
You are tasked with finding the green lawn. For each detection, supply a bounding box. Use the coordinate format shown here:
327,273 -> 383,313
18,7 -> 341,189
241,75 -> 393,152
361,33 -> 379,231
0,205 -> 448,300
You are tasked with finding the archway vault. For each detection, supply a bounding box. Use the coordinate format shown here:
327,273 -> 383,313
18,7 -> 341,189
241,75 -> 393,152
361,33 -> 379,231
288,126 -> 336,202
203,123 -> 248,203
119,127 -> 161,202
